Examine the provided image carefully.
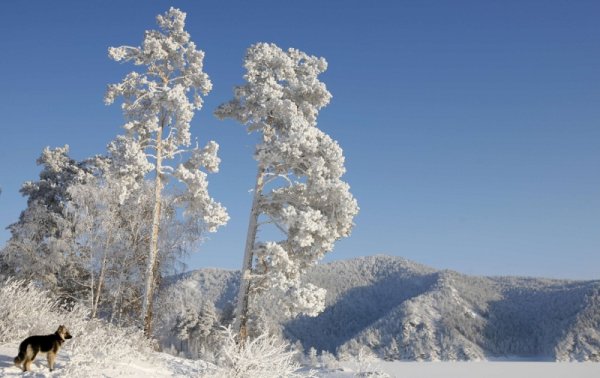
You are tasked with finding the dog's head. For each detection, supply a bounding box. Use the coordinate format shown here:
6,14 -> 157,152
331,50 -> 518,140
56,325 -> 73,340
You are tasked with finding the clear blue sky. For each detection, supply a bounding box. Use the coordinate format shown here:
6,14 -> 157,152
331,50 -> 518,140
1,0 -> 598,279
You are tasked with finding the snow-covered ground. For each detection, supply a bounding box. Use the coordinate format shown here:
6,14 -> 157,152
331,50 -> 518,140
0,343 -> 213,377
1,342 -> 598,378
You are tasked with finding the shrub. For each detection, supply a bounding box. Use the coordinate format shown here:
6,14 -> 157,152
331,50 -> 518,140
209,326 -> 307,378
0,279 -> 153,375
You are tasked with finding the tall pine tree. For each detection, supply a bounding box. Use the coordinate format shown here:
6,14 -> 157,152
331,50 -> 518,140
216,43 -> 358,341
105,8 -> 228,335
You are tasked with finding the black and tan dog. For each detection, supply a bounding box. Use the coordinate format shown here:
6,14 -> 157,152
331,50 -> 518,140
14,325 -> 73,372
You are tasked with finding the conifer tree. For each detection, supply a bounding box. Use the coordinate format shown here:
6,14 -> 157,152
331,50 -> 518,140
1,146 -> 96,299
216,43 -> 358,341
105,8 -> 228,335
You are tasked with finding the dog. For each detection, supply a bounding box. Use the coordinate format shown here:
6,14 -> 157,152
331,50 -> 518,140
14,325 -> 73,372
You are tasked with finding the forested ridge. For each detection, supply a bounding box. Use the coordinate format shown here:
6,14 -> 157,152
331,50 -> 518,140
160,255 -> 600,361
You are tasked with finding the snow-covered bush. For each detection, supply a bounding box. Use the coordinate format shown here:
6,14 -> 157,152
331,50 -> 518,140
318,350 -> 341,371
208,326 -> 306,378
62,319 -> 153,376
0,279 -> 87,343
0,279 -> 153,374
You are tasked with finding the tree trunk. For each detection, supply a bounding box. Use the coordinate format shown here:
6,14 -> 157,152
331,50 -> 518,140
91,248 -> 109,318
142,121 -> 164,336
236,166 -> 265,344
109,281 -> 120,324
88,245 -> 94,318
91,235 -> 112,318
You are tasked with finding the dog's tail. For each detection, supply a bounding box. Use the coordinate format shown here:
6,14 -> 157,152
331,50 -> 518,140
14,351 -> 23,365
14,343 -> 26,366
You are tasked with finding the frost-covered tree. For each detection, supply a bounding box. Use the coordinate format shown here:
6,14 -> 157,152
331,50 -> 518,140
170,301 -> 221,359
67,137 -> 156,320
68,168 -> 137,318
68,137 -> 210,326
216,43 -> 358,341
1,146 -> 97,300
105,8 -> 228,334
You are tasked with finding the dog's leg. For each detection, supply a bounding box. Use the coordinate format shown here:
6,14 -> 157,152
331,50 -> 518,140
22,346 -> 36,372
23,355 -> 33,372
47,352 -> 56,371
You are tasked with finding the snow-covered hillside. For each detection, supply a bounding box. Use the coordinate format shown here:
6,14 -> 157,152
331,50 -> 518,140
160,255 -> 600,361
0,265 -> 598,377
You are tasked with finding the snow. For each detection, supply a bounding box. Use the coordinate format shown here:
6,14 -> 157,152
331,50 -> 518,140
0,343 -> 213,377
1,342 -> 598,378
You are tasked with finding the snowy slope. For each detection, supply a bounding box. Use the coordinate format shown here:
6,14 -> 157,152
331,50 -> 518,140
160,255 -> 600,361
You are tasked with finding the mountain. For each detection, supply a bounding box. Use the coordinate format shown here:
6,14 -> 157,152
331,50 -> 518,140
159,255 -> 600,361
